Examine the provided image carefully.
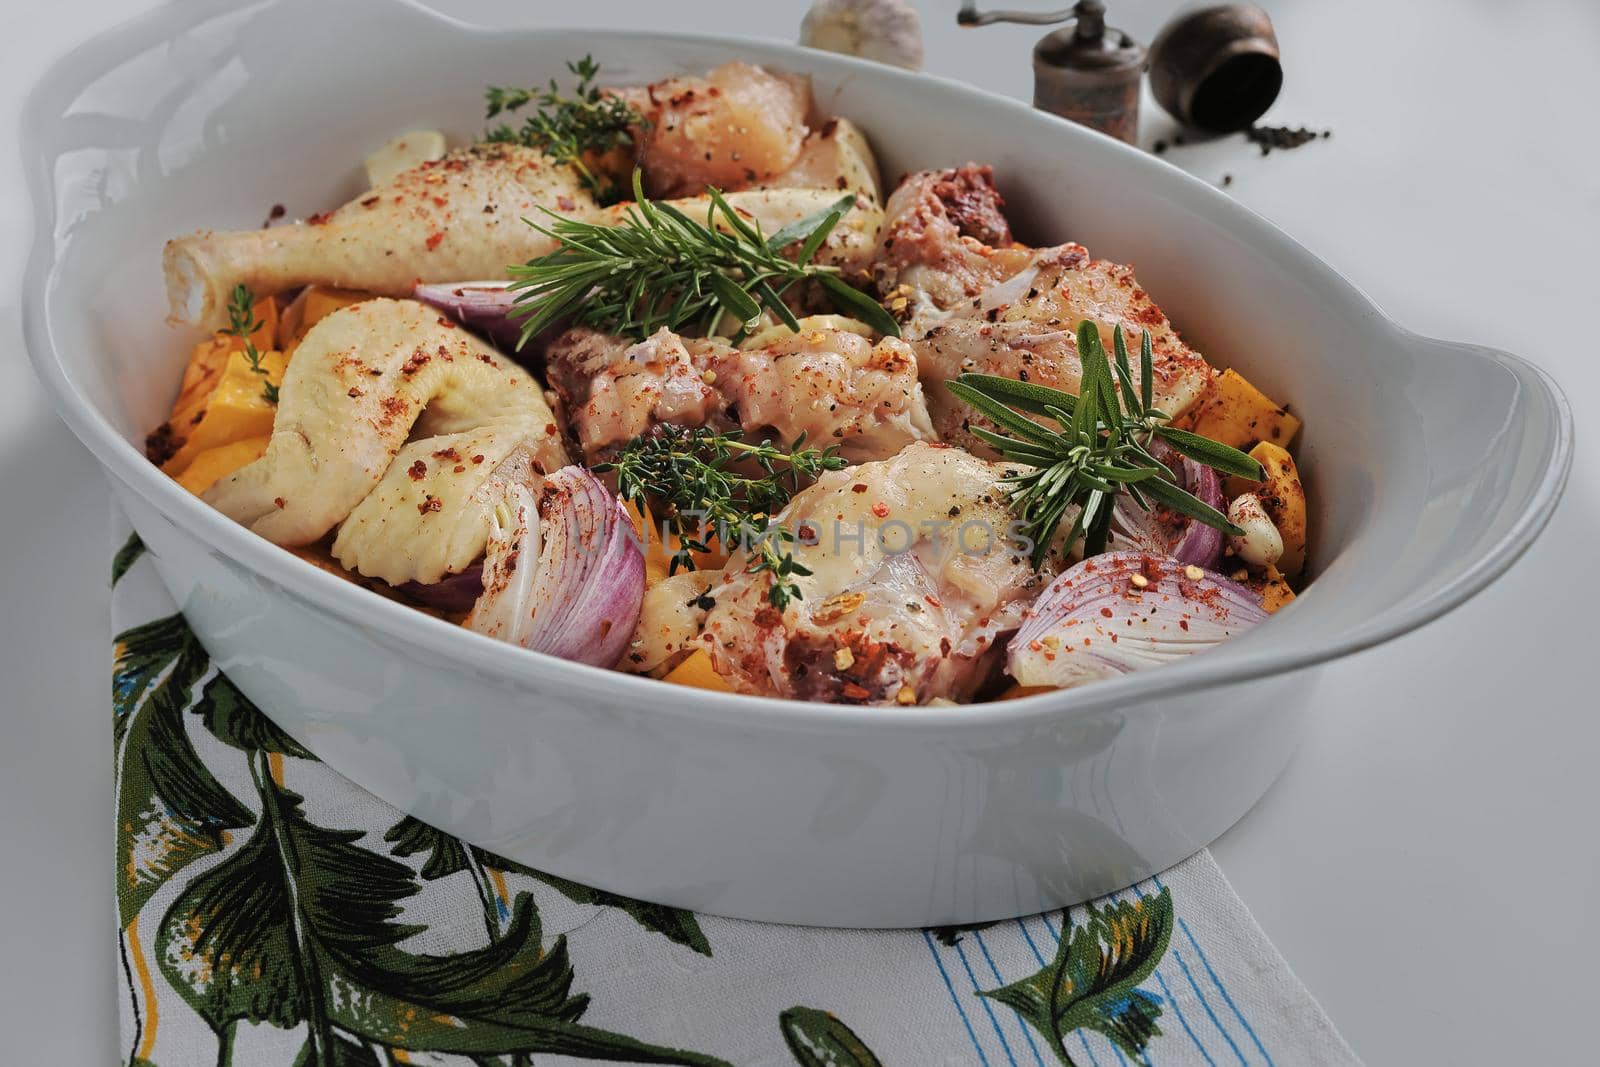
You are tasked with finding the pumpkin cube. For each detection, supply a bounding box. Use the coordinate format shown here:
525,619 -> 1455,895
1184,368 -> 1300,450
161,348 -> 287,476
176,436 -> 270,496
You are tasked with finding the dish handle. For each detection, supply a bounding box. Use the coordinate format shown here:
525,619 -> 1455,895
1345,336 -> 1573,645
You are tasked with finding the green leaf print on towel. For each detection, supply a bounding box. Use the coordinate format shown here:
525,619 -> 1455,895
114,614 -> 253,928
980,888 -> 1174,1066
780,1006 -> 884,1067
386,815 -> 713,957
112,531 -> 146,586
112,548 -> 730,1067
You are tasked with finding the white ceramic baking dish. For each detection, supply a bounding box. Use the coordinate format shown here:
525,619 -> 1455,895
23,0 -> 1572,926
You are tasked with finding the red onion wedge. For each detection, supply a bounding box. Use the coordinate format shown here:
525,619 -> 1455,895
1007,551 -> 1267,690
466,466 -> 645,668
397,564 -> 484,614
1110,439 -> 1225,570
412,281 -> 525,351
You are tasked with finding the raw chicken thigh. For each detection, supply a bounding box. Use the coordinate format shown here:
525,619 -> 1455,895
700,442 -> 1053,704
545,319 -> 935,464
874,165 -> 1215,454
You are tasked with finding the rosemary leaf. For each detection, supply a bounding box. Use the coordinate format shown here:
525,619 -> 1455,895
949,322 -> 1266,561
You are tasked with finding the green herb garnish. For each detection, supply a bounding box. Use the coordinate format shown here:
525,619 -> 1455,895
485,56 -> 643,202
224,284 -> 278,405
948,321 -> 1264,565
595,426 -> 847,610
507,170 -> 899,350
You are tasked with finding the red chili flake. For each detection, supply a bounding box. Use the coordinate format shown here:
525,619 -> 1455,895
545,423 -> 558,435
1179,619 -> 1190,631
471,454 -> 485,464
273,497 -> 287,509
417,496 -> 442,515
425,231 -> 445,250
431,195 -> 448,207
400,351 -> 431,376
1099,607 -> 1114,618
454,465 -> 466,474
407,460 -> 427,481
306,211 -> 332,225
840,682 -> 872,701
871,501 -> 890,518
851,483 -> 868,493
360,195 -> 380,208
435,316 -> 457,329
347,387 -> 364,398
432,446 -> 461,461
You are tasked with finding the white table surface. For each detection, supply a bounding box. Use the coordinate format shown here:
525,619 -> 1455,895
3,1 -> 1595,1062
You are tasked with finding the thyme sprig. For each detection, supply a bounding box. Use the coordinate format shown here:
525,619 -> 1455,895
948,321 -> 1264,566
506,170 -> 900,349
485,56 -> 643,202
595,426 -> 847,610
224,284 -> 277,405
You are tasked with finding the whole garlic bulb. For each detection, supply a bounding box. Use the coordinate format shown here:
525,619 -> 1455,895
800,0 -> 925,71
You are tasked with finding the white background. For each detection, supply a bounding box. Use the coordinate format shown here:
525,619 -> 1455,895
2,1 -> 1596,1063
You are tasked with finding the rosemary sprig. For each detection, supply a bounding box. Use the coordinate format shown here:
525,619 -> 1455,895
224,284 -> 277,405
506,170 -> 900,349
594,426 -> 847,610
485,56 -> 643,202
948,321 -> 1264,566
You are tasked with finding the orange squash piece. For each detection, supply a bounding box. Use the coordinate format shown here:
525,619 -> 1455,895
1184,368 -> 1300,451
175,436 -> 270,496
281,286 -> 374,353
161,348 -> 287,476
661,650 -> 733,692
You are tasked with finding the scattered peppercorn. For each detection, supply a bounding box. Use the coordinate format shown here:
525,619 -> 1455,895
1246,124 -> 1330,155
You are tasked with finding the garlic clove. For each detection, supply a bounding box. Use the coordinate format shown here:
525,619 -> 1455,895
800,0 -> 925,72
1227,492 -> 1284,568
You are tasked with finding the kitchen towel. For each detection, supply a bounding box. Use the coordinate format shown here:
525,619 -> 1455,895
112,522 -> 1358,1067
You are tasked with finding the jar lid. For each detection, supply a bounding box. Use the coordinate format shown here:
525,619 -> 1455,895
1148,3 -> 1282,132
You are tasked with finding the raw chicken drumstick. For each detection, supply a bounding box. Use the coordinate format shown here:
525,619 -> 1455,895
165,144 -> 598,330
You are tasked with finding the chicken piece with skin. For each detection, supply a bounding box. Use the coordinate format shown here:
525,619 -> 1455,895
874,166 -> 1215,453
205,299 -> 568,585
701,442 -> 1052,704
545,319 -> 936,465
627,62 -> 813,198
165,144 -> 596,330
871,164 -> 1033,311
913,248 -> 1214,452
591,186 -> 885,273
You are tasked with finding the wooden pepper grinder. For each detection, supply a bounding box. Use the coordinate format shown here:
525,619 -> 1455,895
958,1 -> 1147,143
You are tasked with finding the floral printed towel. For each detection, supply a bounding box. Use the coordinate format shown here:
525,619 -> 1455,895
112,522 -> 1360,1067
